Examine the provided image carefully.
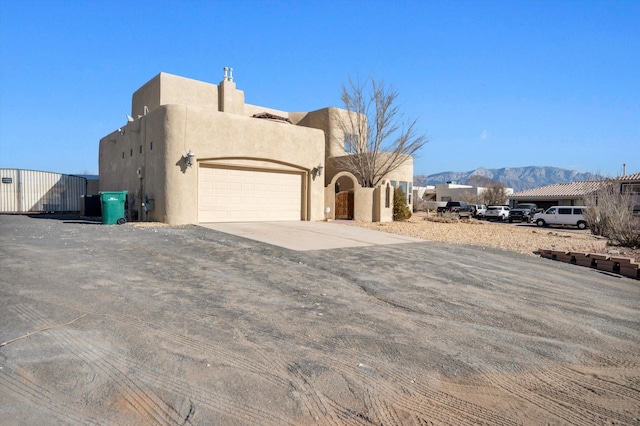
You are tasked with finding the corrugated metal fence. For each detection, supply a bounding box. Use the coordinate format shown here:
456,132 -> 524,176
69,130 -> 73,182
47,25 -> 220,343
0,169 -> 87,213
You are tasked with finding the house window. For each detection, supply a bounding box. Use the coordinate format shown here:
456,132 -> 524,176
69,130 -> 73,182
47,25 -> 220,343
130,149 -> 133,157
408,183 -> 413,204
399,182 -> 408,199
622,183 -> 640,193
122,152 -> 125,159
385,183 -> 390,208
139,145 -> 142,154
344,133 -> 358,153
150,141 -> 153,151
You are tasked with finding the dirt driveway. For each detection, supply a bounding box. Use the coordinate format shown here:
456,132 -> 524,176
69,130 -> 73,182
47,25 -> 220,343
1,215 -> 639,425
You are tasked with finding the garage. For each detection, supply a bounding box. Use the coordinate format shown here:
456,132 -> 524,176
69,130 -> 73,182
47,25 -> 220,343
199,166 -> 303,222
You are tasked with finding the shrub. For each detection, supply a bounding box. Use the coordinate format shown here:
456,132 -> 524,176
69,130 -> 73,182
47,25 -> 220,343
393,188 -> 412,221
583,180 -> 640,247
425,212 -> 458,223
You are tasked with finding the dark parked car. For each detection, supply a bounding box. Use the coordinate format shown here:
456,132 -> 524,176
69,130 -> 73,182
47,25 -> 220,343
509,203 -> 539,223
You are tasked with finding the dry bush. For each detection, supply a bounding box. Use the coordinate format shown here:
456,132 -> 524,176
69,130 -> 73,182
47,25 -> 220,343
583,180 -> 640,248
412,195 -> 430,212
424,212 -> 459,223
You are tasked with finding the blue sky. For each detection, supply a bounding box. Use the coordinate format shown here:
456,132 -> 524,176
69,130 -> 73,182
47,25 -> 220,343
1,0 -> 638,178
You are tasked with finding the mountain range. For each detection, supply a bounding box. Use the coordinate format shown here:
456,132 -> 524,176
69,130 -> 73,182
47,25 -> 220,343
414,166 -> 600,192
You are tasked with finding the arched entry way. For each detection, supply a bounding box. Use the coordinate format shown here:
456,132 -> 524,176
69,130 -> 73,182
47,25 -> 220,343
334,174 -> 356,220
335,191 -> 354,219
326,172 -> 359,221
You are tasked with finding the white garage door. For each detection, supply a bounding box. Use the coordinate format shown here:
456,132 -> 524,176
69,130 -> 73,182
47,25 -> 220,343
199,167 -> 302,222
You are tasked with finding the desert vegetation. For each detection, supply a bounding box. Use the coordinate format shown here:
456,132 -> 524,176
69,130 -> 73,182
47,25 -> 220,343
583,180 -> 640,248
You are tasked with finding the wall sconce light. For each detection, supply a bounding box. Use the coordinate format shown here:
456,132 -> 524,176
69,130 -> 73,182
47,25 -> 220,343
185,150 -> 196,167
118,128 -> 125,135
312,163 -> 324,177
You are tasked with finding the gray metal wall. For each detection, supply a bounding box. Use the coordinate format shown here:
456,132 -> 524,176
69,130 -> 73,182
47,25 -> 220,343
0,169 -> 87,213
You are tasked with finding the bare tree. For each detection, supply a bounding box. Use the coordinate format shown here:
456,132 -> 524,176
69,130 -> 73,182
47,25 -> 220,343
458,191 -> 479,204
467,174 -> 496,188
482,183 -> 508,206
335,75 -> 428,188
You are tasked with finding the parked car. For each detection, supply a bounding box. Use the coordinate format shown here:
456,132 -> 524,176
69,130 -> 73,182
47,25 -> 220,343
533,206 -> 588,229
471,204 -> 487,219
508,203 -> 539,223
485,205 -> 510,221
436,201 -> 474,218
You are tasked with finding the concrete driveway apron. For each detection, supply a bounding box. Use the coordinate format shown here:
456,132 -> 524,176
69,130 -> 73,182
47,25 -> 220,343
198,221 -> 423,251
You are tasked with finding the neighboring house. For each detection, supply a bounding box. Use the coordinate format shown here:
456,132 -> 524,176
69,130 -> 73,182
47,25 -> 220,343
99,71 -> 413,225
508,181 -> 602,210
508,172 -> 640,212
413,182 -> 513,210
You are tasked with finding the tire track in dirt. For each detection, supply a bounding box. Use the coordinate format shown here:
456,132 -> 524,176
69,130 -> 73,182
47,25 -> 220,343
336,334 -> 520,425
5,294 -> 332,425
11,304 -> 187,425
69,332 -> 286,426
155,302 -> 345,424
11,303 -> 288,425
305,336 -> 519,425
32,290 -> 633,426
413,320 -> 637,425
555,365 -> 640,401
286,361 -> 344,425
587,352 -> 640,369
0,365 -> 95,425
563,364 -> 640,400
13,293 -> 292,388
228,310 -> 505,425
526,366 -> 639,424
475,363 -> 623,425
336,330 -> 638,424
221,314 -> 479,425
202,305 -> 518,425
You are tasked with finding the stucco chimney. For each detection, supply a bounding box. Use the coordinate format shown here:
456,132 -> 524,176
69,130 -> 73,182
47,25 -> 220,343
219,67 -> 244,114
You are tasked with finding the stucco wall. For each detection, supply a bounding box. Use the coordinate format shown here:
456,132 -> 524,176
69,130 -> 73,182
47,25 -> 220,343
296,108 -> 354,160
132,73 -> 219,118
100,103 -> 326,225
99,104 -> 169,221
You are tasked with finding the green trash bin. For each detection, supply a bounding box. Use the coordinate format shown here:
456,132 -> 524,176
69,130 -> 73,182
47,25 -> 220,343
100,191 -> 128,225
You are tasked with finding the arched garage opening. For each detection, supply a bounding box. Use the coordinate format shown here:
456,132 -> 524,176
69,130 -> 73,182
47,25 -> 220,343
198,159 -> 308,223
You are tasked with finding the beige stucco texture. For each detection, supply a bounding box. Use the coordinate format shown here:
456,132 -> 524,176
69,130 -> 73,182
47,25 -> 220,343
99,71 -> 413,225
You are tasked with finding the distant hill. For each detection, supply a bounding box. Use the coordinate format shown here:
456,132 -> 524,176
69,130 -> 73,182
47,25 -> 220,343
414,167 -> 600,192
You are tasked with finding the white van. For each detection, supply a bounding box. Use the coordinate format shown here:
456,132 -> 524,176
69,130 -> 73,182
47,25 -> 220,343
533,206 -> 588,229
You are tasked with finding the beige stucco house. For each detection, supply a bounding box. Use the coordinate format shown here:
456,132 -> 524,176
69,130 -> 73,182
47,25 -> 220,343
99,71 -> 413,225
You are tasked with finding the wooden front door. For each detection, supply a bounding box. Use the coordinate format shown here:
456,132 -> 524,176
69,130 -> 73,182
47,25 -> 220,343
335,191 -> 354,219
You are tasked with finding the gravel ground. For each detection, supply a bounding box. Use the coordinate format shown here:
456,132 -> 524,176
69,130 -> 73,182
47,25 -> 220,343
352,213 -> 640,261
2,215 -> 639,425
